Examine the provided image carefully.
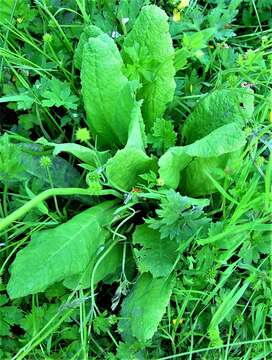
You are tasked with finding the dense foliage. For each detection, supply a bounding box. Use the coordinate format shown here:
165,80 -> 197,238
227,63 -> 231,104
0,1 -> 271,359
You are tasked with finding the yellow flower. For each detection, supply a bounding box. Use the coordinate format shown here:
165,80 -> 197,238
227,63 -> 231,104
173,8 -> 181,22
269,110 -> 272,123
172,318 -> 185,326
177,0 -> 190,10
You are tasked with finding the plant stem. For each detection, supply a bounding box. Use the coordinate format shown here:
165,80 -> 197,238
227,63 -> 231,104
46,167 -> 62,218
0,187 -> 121,232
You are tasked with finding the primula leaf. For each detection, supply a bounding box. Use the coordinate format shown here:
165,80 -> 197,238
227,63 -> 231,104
182,88 -> 254,143
133,224 -> 178,277
122,5 -> 176,130
182,123 -> 246,157
119,273 -> 174,343
7,201 -> 117,299
159,122 -> 246,190
81,33 -> 137,148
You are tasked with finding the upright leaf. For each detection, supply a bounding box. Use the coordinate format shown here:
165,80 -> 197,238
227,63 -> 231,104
81,33 -> 137,148
118,0 -> 150,32
122,5 -> 176,130
106,102 -> 156,191
74,25 -> 103,69
119,273 -> 174,343
7,201 -> 117,299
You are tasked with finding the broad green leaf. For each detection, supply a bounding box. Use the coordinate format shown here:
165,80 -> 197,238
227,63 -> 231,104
93,244 -> 123,284
7,201 -> 117,299
182,88 -> 254,143
119,273 -> 174,343
174,48 -> 189,71
122,5 -> 176,130
19,144 -> 82,191
52,143 -> 110,167
159,123 -> 246,190
106,102 -> 156,191
180,151 -> 241,196
133,224 -> 178,277
106,148 -> 155,191
74,25 -> 103,69
0,0 -> 14,22
63,243 -> 123,289
159,147 -> 191,189
2,142 -> 82,192
36,138 -> 110,167
81,33 -> 137,148
183,123 -> 245,157
117,0 -> 150,32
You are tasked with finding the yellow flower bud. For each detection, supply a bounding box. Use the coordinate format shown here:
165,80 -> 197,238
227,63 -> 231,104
173,8 -> 181,22
177,0 -> 190,10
